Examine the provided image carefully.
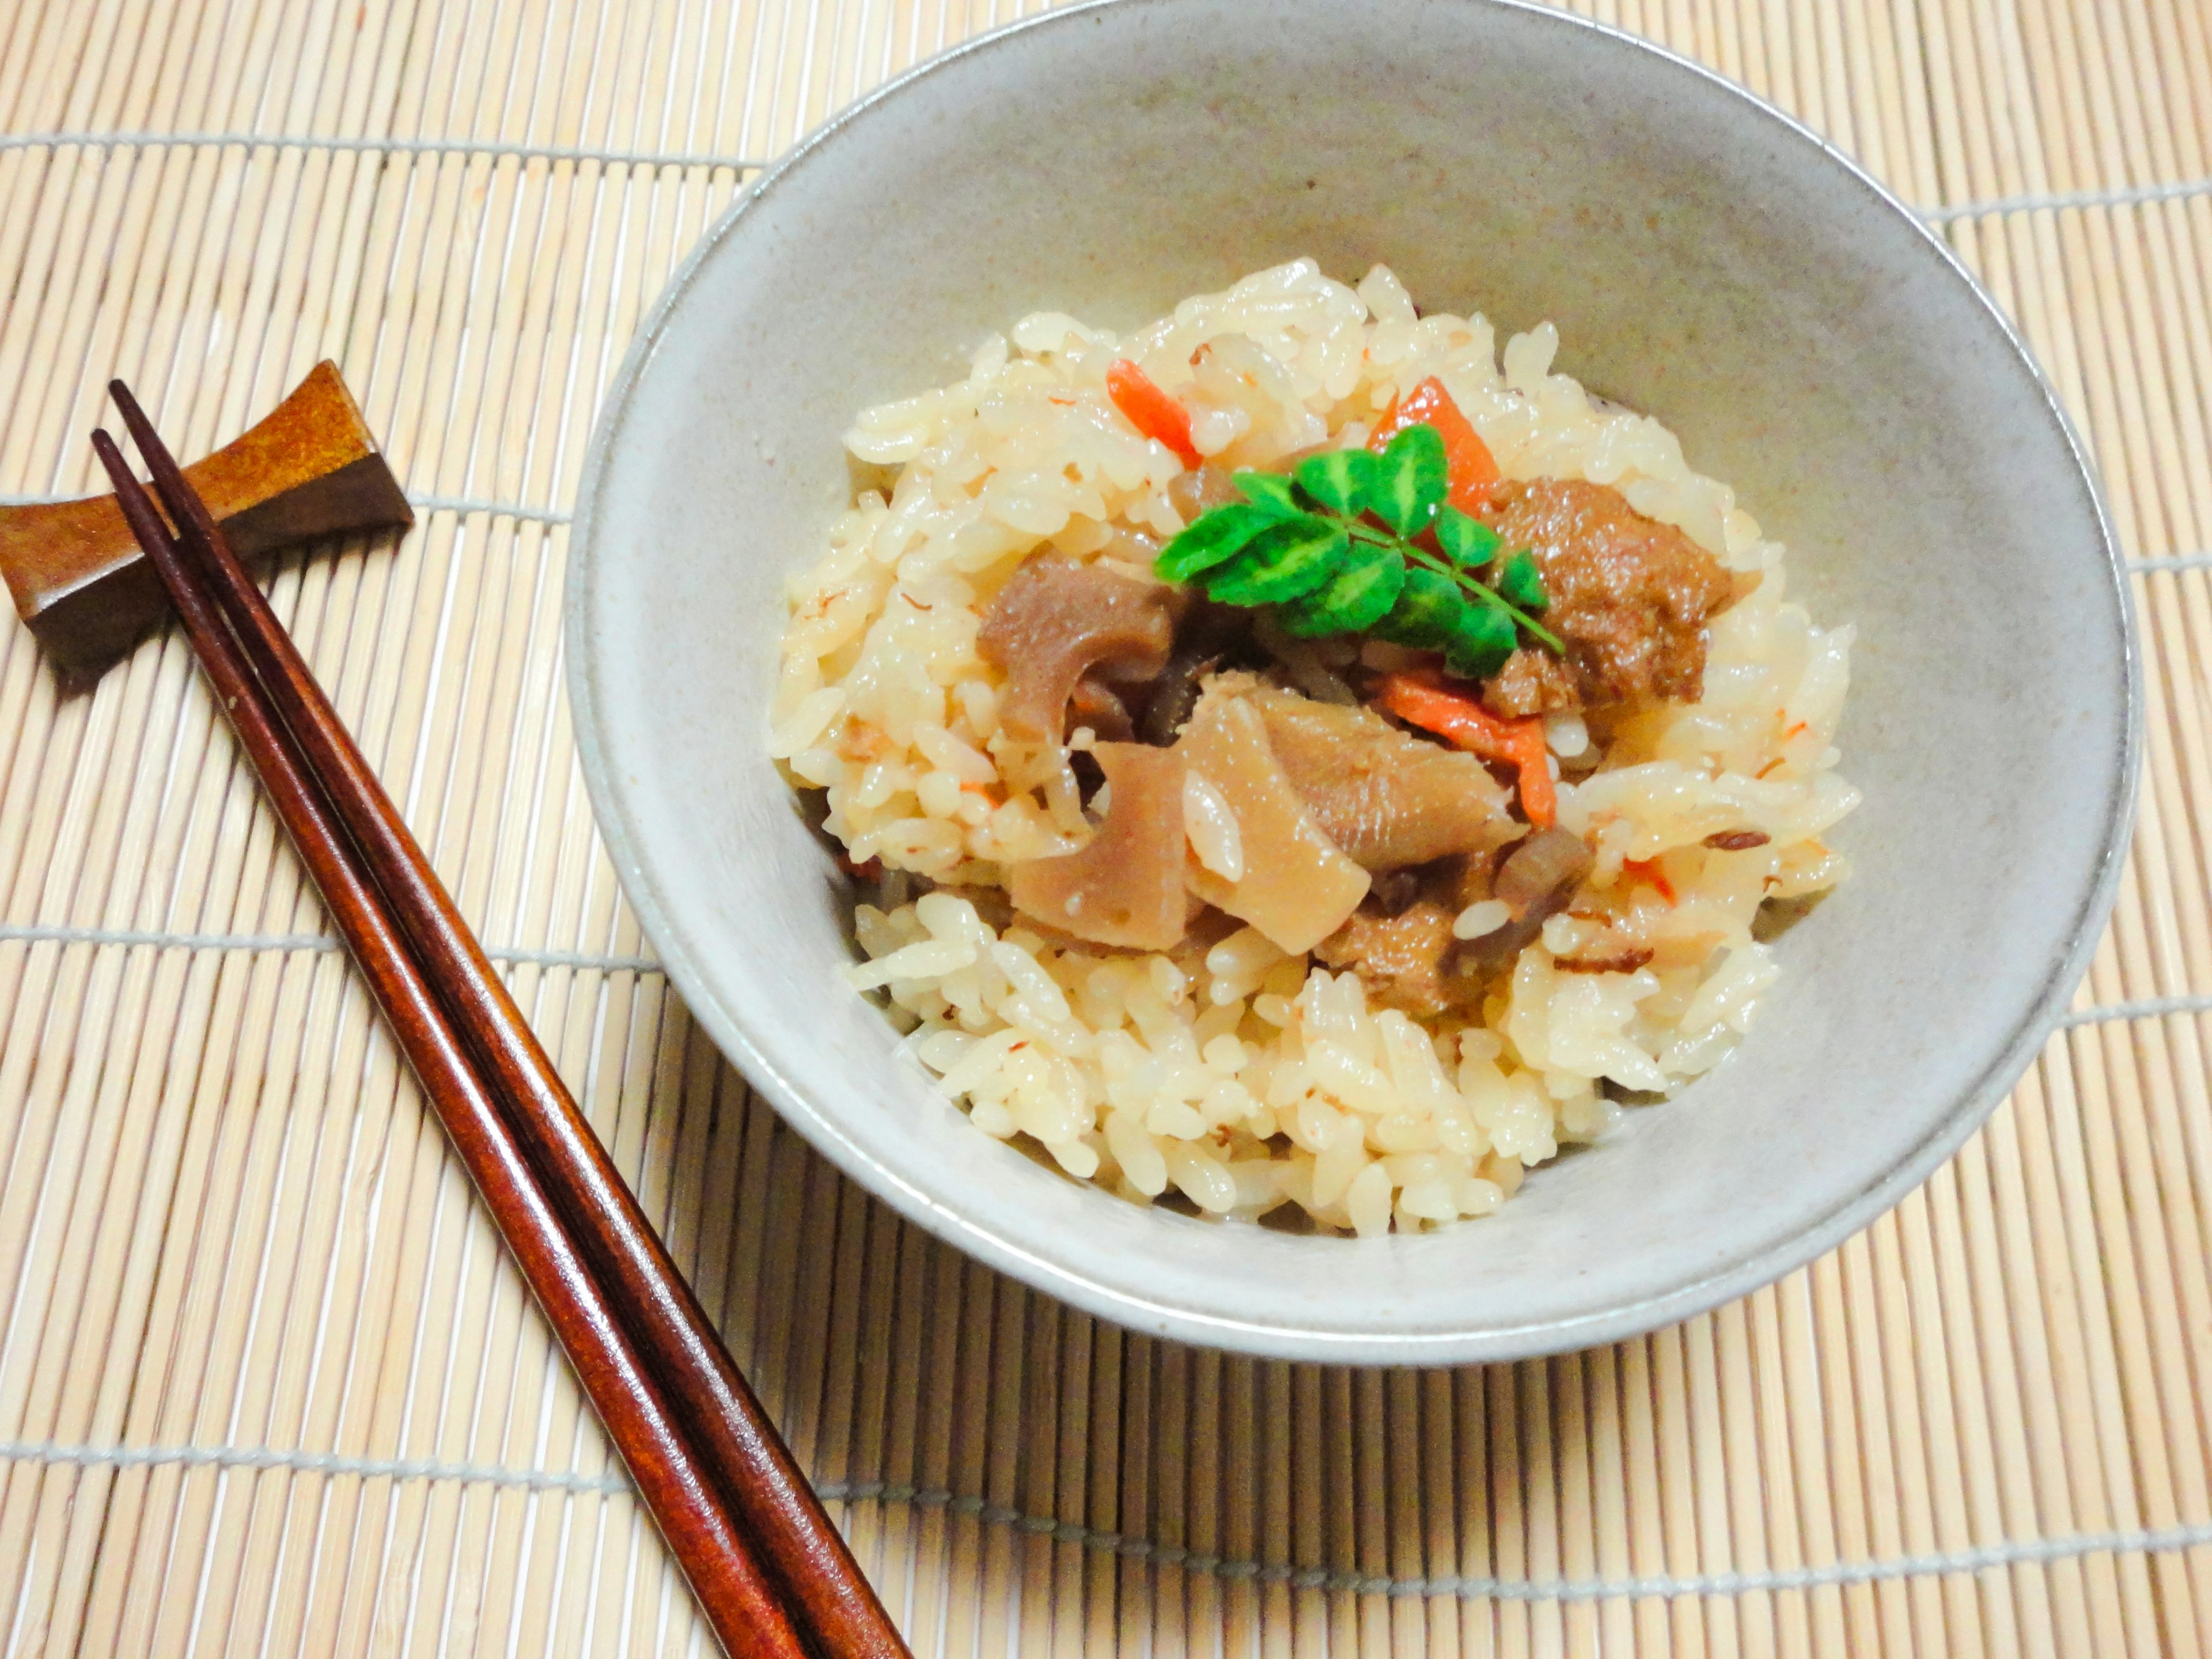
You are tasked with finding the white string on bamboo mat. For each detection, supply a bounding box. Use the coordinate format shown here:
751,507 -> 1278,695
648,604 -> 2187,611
0,492 -> 573,526
5,479 -> 2207,594
0,1438 -> 628,1495
1922,175 -> 2212,221
410,494 -> 571,524
3,128 -> 2211,222
0,921 -> 657,975
0,488 -> 2199,574
0,130 -> 764,173
7,483 -> 2210,578
0,1437 -> 2205,1603
2059,993 -> 2212,1026
12,922 -> 2212,1029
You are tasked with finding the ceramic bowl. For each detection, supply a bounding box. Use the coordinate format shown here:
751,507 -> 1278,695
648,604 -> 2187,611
566,0 -> 2137,1362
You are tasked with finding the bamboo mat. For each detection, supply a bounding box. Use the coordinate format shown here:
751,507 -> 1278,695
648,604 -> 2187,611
0,0 -> 2208,1652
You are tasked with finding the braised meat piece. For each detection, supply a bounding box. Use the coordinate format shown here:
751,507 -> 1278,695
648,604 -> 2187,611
1316,826 -> 1597,1014
1315,899 -> 1464,1019
1478,479 -> 1734,716
1480,646 -> 1579,721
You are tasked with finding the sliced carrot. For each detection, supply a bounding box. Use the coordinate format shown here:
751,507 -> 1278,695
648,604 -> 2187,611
1622,857 -> 1678,906
1105,358 -> 1203,468
1373,669 -> 1556,828
1368,376 -> 1501,513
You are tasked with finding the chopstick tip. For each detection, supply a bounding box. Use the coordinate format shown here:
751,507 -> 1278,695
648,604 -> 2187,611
107,378 -> 149,429
105,381 -> 195,499
89,429 -> 138,501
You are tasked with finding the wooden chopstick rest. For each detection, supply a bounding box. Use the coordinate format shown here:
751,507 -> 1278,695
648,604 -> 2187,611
1,362 -> 411,679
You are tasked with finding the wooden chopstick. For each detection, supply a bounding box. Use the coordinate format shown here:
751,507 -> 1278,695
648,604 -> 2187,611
89,425 -> 814,1659
103,381 -> 912,1659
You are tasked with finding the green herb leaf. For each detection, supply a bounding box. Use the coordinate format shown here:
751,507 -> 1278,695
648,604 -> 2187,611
1434,507 -> 1503,570
1498,550 -> 1547,611
1203,516 -> 1351,607
1403,542 -> 1568,655
1278,545 -> 1408,638
1370,423 -> 1448,536
1443,603 -> 1518,681
1150,433 -> 1565,675
1233,471 -> 1303,518
1371,565 -> 1462,649
1155,503 -> 1281,584
1293,448 -> 1380,518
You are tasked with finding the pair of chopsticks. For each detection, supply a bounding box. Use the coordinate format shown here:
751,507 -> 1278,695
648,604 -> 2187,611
91,388 -> 908,1659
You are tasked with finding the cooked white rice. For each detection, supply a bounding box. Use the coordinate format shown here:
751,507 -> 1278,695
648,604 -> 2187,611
771,259 -> 1858,1235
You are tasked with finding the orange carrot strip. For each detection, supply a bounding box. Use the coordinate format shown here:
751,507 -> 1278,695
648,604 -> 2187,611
1622,857 -> 1678,906
1106,359 -> 1203,468
1368,376 -> 1501,513
1374,670 -> 1556,828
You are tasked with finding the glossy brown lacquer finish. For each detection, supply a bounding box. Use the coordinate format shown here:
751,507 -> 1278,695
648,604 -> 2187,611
8,364 -> 410,677
93,384 -> 908,1659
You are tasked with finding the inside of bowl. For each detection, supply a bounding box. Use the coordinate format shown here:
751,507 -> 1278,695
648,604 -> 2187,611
571,0 -> 2132,1359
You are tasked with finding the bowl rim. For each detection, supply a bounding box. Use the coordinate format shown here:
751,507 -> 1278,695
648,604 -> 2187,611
565,0 -> 2142,1362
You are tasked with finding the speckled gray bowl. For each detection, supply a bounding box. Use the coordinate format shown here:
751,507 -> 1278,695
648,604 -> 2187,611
566,0 -> 2137,1362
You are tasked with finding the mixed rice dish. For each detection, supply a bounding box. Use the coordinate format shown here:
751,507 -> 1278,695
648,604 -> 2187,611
770,260 -> 1858,1236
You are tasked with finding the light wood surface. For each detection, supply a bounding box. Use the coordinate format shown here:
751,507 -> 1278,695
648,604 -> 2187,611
1,1 -> 2209,1654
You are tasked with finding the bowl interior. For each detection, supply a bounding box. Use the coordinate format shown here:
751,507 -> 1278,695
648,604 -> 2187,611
569,0 -> 2133,1361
